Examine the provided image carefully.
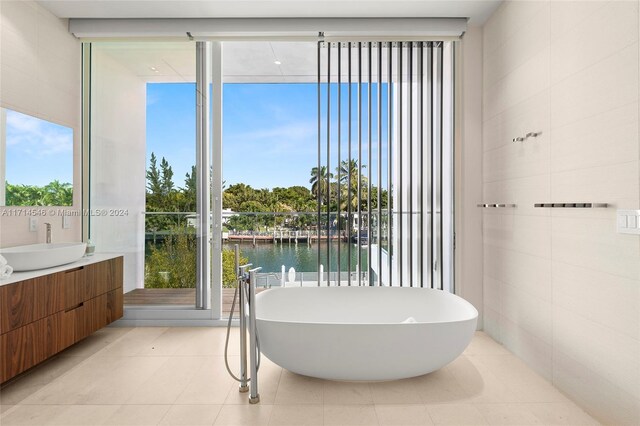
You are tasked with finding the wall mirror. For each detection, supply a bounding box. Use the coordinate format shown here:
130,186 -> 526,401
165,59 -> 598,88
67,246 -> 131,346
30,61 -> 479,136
0,108 -> 74,206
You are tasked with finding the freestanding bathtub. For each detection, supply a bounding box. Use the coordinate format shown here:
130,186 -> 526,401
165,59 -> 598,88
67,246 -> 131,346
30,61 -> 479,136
255,286 -> 478,381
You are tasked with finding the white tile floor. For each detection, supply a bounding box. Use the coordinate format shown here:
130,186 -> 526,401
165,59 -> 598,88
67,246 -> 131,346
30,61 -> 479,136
0,327 -> 600,425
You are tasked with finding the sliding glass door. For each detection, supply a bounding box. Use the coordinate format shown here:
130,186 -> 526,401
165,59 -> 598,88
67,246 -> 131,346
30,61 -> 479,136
88,42 -> 215,312
85,38 -> 455,322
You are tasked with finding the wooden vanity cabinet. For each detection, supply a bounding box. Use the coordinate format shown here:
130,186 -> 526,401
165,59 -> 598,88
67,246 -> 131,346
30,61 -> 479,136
0,256 -> 123,383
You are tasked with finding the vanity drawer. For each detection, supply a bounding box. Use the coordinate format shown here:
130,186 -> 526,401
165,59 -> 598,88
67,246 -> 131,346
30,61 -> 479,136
60,266 -> 87,310
0,315 -> 58,382
0,274 -> 63,334
85,257 -> 123,298
33,275 -> 64,321
106,287 -> 123,323
0,279 -> 35,334
87,293 -> 108,333
0,256 -> 124,383
60,302 -> 88,350
86,287 -> 123,334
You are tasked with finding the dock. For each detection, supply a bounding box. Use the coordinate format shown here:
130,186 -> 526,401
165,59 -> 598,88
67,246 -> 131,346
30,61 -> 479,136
226,230 -> 348,244
146,229 -> 351,245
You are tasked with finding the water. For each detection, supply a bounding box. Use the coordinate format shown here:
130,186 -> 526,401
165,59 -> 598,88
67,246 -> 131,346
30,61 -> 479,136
223,242 -> 368,273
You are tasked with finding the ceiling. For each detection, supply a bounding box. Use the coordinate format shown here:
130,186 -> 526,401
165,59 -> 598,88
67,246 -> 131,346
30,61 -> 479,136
97,40 -> 451,84
38,0 -> 502,25
76,1 -> 503,83
95,41 -> 321,83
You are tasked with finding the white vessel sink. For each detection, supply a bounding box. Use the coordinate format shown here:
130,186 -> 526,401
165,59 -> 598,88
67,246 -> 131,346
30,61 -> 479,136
0,242 -> 87,272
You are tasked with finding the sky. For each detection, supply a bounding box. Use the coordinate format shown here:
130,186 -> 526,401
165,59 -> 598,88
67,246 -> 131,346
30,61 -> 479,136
146,82 -> 389,191
4,109 -> 74,186
2,81 -> 389,192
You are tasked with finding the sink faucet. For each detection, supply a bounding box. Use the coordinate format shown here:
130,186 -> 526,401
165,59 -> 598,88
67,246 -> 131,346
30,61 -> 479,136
44,223 -> 52,244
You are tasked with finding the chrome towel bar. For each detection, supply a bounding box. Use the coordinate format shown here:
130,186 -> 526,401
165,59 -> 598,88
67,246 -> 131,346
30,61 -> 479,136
477,203 -> 517,208
534,203 -> 608,208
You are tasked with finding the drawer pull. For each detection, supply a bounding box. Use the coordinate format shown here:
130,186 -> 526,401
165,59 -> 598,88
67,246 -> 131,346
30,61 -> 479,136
65,266 -> 85,273
64,302 -> 84,312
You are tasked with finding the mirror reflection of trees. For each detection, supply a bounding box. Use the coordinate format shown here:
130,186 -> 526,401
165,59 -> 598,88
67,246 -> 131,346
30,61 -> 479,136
2,108 -> 74,207
5,180 -> 73,206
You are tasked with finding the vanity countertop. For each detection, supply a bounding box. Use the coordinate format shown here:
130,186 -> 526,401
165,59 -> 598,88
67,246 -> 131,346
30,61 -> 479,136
0,253 -> 123,287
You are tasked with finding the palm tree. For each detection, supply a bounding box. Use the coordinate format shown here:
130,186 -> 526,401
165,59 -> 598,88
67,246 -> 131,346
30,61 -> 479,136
337,159 -> 359,184
309,166 -> 334,206
336,160 -> 366,210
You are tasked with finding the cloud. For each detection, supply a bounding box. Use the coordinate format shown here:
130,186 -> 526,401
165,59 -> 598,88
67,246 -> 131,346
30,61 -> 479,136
146,90 -> 161,106
5,110 -> 73,158
225,120 -> 317,156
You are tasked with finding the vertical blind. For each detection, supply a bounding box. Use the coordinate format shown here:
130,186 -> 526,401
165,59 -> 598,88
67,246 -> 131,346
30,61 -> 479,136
316,41 -> 454,291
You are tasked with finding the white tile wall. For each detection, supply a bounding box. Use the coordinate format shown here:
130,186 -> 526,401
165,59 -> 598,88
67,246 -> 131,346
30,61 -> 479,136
483,214 -> 551,259
553,308 -> 640,398
550,43 -> 638,129
483,1 -> 550,57
549,1 -> 608,40
482,1 -> 640,424
484,245 -> 552,303
483,174 -> 551,217
457,25 -> 485,327
0,0 -> 82,247
550,1 -> 639,86
499,316 -> 553,379
483,3 -> 550,90
550,102 -> 639,173
553,348 -> 640,425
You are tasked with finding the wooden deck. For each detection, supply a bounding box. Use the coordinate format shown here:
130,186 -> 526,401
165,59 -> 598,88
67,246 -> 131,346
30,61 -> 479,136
123,287 -> 262,317
124,288 -> 195,305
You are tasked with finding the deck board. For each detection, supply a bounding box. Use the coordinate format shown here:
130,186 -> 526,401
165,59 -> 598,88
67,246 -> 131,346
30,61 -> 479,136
123,287 -> 261,317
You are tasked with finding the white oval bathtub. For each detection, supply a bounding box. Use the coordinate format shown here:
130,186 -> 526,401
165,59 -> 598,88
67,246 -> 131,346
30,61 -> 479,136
255,286 -> 478,381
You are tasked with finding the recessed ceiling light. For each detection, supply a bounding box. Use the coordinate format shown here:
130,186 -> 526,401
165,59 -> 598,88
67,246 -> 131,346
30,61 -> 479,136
274,60 -> 281,65
149,66 -> 159,72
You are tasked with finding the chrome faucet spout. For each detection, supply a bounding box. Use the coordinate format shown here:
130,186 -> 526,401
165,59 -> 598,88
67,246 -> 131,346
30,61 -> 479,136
45,223 -> 52,244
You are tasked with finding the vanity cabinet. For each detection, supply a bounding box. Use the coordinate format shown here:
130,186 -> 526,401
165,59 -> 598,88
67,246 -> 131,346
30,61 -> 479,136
0,256 -> 123,383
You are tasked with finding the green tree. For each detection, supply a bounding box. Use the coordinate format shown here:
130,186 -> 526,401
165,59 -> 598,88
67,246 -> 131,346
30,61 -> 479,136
146,153 -> 175,230
182,165 -> 197,212
309,166 -> 333,206
146,153 -> 163,199
222,248 -> 248,288
5,181 -> 72,206
160,157 -> 174,196
145,226 -> 244,289
145,153 -> 193,230
145,225 -> 196,288
335,159 -> 367,211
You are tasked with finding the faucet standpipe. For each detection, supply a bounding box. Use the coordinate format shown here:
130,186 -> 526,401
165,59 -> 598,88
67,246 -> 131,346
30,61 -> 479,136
237,262 -> 253,394
225,244 -> 261,404
247,267 -> 262,404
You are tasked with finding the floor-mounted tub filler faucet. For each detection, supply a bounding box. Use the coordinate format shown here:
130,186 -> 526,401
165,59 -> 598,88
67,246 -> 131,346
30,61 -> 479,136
224,244 -> 261,404
45,223 -> 52,244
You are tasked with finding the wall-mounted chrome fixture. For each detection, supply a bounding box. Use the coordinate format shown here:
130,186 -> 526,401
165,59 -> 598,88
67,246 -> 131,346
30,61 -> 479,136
534,203 -> 608,208
513,131 -> 541,143
477,203 -> 517,208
